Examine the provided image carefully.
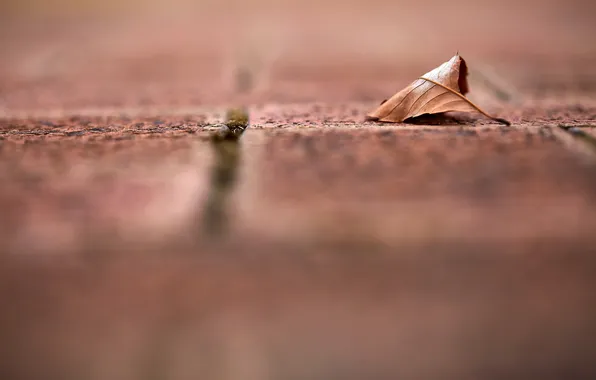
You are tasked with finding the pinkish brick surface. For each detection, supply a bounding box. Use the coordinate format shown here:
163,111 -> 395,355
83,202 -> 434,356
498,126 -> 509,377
1,1 -> 596,379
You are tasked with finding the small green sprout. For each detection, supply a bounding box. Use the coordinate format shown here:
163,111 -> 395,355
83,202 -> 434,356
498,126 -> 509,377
225,107 -> 249,130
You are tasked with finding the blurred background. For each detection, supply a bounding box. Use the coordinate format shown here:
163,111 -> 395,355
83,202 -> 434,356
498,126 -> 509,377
1,0 -> 596,112
1,1 -> 596,379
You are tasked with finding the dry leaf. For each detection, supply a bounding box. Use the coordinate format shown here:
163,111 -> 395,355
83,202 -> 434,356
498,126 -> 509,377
367,55 -> 510,126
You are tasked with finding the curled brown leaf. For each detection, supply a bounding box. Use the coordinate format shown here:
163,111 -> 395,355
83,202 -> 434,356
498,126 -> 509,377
367,55 -> 510,126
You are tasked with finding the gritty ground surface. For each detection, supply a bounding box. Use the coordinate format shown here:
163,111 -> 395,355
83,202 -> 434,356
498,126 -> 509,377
1,1 -> 596,379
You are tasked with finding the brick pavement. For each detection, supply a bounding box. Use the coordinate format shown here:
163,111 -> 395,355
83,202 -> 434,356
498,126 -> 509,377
1,1 -> 596,379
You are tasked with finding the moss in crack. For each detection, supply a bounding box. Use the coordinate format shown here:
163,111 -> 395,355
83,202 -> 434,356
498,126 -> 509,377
224,107 -> 249,133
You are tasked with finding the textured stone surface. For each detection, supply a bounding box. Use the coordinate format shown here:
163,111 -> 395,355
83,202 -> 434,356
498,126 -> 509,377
1,1 -> 596,379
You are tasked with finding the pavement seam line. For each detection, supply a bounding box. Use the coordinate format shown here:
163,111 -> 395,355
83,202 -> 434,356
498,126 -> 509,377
552,125 -> 596,163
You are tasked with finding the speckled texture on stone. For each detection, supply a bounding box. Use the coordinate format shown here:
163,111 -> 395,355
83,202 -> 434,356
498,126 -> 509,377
2,1 -> 596,379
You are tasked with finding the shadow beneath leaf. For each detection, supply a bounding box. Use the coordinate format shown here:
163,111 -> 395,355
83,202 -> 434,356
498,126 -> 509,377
404,112 -> 480,126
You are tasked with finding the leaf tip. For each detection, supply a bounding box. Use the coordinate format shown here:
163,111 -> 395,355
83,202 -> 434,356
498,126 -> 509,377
494,117 -> 511,126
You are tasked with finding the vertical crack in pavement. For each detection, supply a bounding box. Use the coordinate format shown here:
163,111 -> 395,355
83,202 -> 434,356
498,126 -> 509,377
555,125 -> 596,162
201,108 -> 249,239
